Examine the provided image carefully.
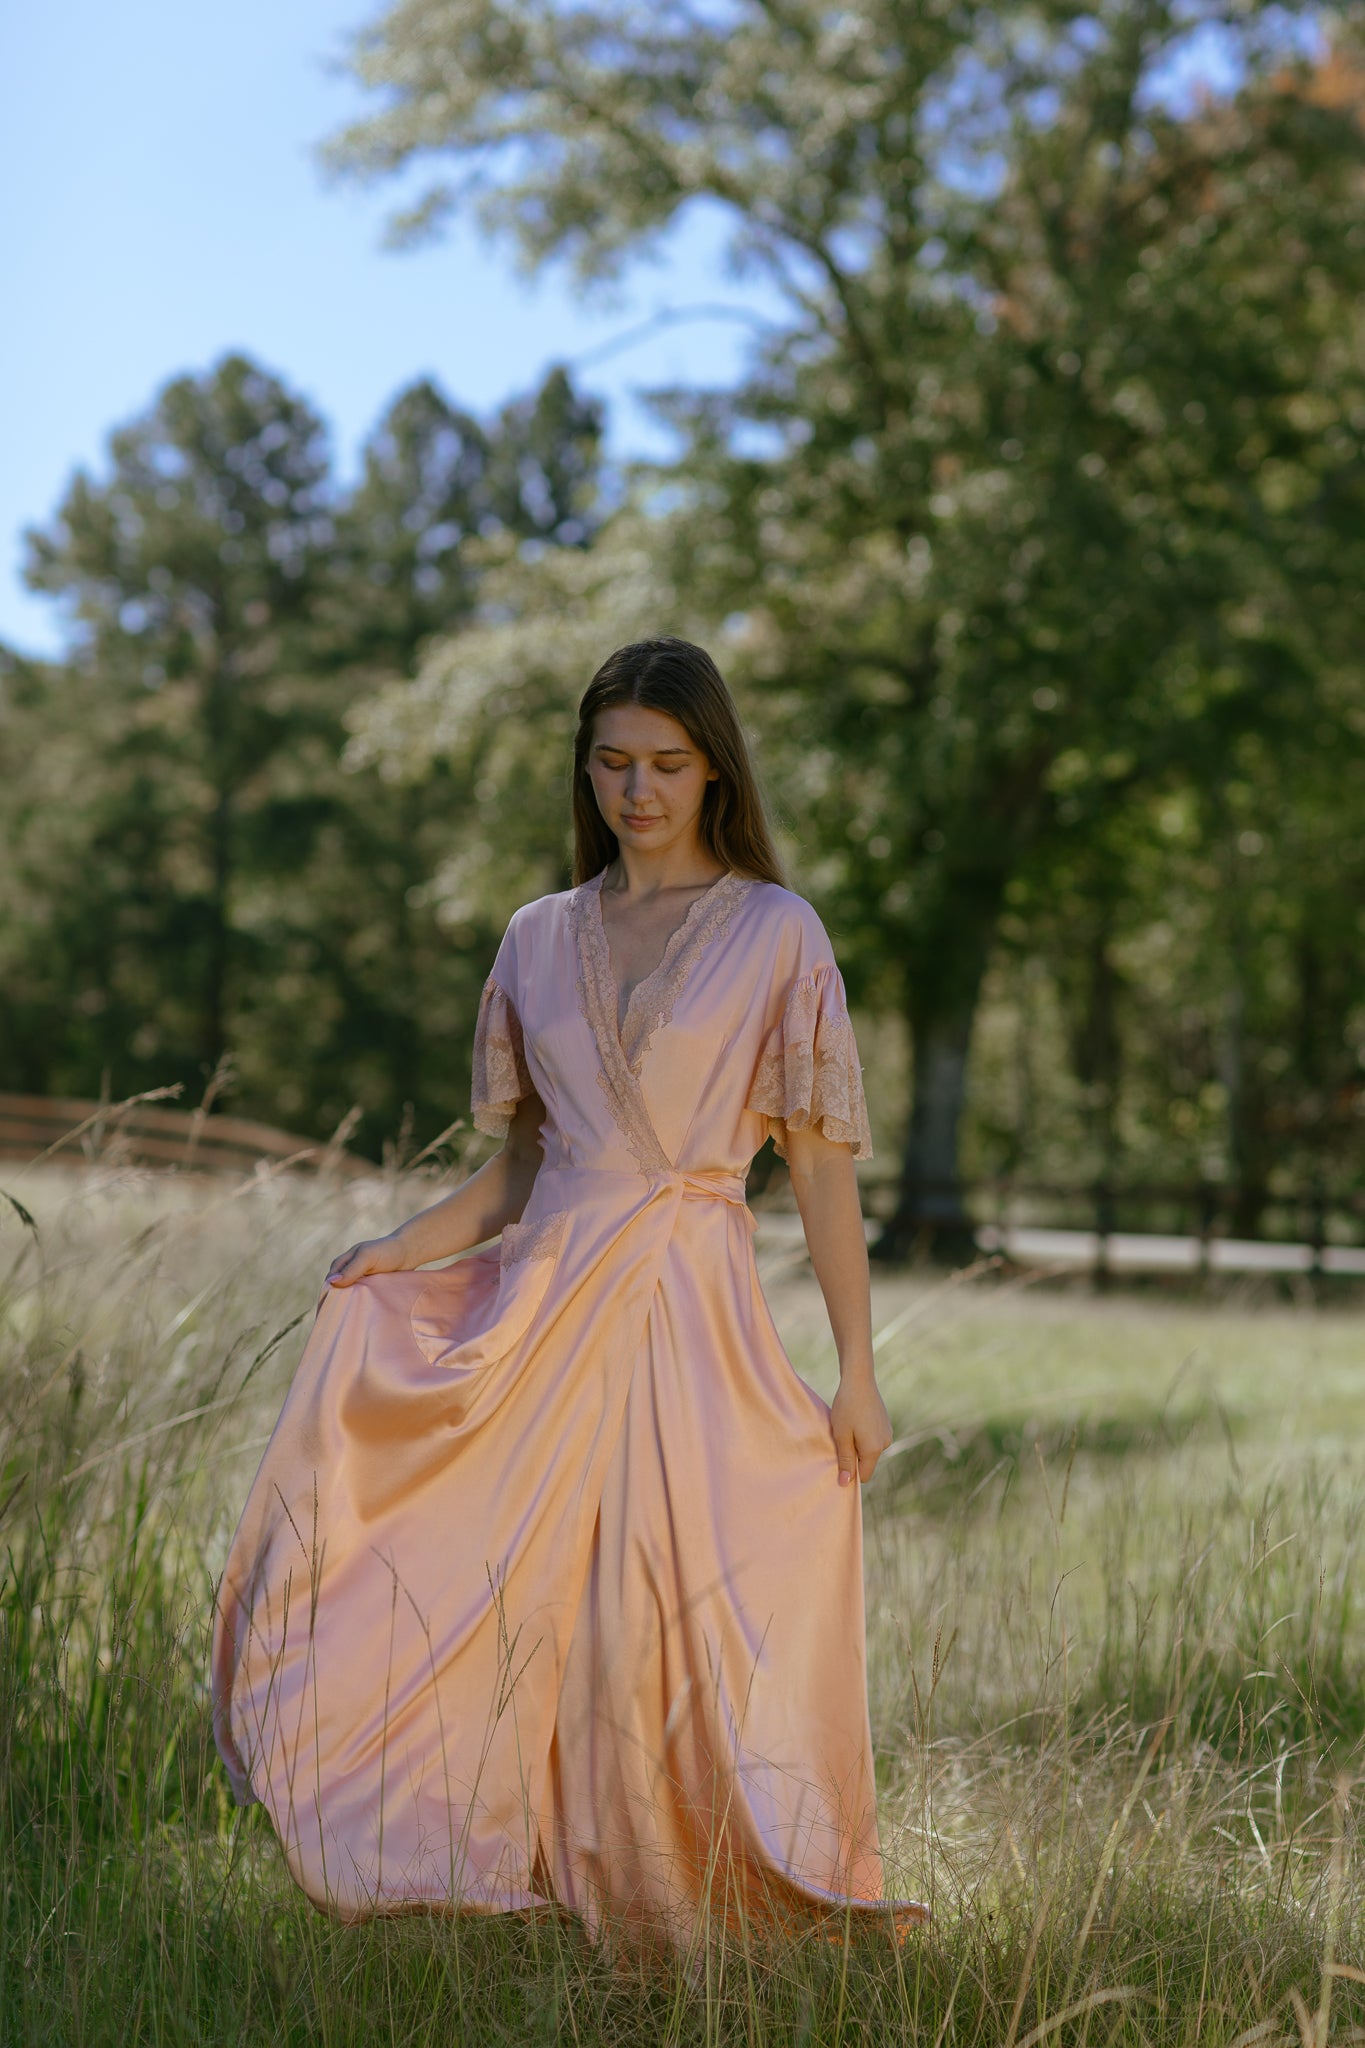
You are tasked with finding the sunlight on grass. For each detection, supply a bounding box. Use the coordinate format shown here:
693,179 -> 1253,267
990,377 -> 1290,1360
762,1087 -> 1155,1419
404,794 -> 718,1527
2,1165 -> 1362,2043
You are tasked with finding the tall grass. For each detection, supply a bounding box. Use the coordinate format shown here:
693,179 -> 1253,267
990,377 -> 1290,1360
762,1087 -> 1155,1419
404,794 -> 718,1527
1,1163 -> 1361,2044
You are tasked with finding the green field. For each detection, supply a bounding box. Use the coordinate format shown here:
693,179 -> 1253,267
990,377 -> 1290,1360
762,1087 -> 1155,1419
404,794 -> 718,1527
2,1166 -> 1362,2044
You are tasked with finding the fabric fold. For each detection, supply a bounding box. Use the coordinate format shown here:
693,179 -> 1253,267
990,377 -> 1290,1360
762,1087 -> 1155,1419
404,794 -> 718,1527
408,1230 -> 560,1376
746,962 -> 873,1161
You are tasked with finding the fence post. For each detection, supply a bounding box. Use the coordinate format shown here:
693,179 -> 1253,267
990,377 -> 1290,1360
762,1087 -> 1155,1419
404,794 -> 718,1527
1309,1176 -> 1326,1278
1093,1181 -> 1114,1291
1197,1184 -> 1217,1280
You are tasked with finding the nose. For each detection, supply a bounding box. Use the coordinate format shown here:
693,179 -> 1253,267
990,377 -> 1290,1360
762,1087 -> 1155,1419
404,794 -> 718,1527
624,762 -> 654,804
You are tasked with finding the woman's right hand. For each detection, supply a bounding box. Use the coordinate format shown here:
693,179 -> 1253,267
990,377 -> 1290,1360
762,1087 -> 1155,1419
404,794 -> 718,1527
325,1233 -> 411,1288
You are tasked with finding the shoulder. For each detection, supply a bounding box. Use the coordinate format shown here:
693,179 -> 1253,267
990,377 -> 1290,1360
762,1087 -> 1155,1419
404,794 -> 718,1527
488,884 -> 579,984
733,879 -> 842,970
503,883 -> 578,937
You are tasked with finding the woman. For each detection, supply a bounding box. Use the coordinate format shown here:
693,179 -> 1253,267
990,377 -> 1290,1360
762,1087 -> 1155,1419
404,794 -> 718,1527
212,637 -> 925,1945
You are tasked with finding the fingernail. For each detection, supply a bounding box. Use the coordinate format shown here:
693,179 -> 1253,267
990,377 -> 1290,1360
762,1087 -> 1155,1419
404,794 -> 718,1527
839,1470 -> 852,1486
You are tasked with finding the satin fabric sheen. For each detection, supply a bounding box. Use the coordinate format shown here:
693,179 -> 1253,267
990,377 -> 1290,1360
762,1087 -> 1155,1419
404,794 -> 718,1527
212,873 -> 927,1942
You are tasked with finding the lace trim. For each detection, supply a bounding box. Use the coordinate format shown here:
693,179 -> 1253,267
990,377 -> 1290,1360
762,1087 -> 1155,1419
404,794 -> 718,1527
618,870 -> 753,1072
566,879 -> 673,1172
499,1207 -> 567,1269
470,975 -> 532,1138
566,871 -> 753,1173
747,965 -> 874,1161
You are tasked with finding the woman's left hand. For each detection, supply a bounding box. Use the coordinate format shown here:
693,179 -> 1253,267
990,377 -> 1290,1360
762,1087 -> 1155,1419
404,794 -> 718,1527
829,1370 -> 893,1486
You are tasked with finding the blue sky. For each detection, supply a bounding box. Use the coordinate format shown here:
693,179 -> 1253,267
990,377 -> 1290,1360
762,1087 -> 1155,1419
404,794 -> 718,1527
1,3 -> 1311,660
0,0 -> 775,658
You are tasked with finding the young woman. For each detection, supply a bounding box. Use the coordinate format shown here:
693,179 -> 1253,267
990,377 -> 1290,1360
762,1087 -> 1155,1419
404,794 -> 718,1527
212,637 -> 925,1944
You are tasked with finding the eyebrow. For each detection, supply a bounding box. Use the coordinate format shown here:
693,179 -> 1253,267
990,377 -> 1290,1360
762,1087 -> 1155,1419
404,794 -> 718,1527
593,742 -> 693,756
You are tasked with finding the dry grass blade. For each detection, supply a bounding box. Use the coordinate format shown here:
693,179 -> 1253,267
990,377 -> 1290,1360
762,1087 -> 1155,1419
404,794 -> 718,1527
1014,1986 -> 1141,2048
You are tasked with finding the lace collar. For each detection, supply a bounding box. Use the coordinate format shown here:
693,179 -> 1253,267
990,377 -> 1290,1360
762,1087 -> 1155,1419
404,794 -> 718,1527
566,868 -> 754,1171
595,870 -> 751,1056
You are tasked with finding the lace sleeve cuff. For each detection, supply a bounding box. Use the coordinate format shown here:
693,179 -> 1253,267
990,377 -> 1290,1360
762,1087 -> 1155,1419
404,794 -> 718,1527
470,976 -> 533,1138
746,963 -> 873,1161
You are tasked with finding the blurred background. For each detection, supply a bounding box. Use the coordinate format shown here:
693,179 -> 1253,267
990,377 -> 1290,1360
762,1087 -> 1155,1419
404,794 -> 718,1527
3,0 -> 1365,1268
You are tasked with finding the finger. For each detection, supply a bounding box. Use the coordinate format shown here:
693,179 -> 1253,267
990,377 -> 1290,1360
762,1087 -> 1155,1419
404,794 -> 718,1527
858,1442 -> 880,1484
327,1248 -> 359,1286
832,1420 -> 857,1487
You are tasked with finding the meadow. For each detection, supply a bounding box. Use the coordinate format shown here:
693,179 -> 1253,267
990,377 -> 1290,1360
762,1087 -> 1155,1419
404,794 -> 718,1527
1,1160 -> 1362,2046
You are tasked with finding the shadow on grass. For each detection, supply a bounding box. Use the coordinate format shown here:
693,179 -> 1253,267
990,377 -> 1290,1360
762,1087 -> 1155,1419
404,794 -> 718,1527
882,1404 -> 1218,1515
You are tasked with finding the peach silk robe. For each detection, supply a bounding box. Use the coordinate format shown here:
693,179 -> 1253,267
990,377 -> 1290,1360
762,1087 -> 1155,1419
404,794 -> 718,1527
212,871 -> 926,1941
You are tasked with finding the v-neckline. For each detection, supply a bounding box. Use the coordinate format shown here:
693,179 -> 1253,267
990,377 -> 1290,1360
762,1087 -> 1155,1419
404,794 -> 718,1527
590,868 -> 733,1047
567,867 -> 753,1173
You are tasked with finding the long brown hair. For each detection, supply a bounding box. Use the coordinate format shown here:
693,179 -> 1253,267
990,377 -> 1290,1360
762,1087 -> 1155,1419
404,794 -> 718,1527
571,638 -> 786,887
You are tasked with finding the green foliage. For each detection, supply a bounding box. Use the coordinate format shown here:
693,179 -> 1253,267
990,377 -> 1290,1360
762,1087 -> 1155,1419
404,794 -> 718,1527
970,747 -> 1365,1218
326,0 -> 1365,1236
1,356 -> 602,1154
345,513 -> 727,927
15,356 -> 336,1093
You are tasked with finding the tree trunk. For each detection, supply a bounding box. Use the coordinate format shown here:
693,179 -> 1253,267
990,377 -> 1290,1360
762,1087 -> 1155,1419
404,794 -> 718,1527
873,753 -> 1049,1266
1220,976 -> 1268,1239
1075,924 -> 1122,1184
874,932 -> 996,1266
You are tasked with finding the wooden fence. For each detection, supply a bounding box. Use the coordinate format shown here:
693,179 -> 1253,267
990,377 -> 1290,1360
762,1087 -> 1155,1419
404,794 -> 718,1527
0,1092 -> 370,1179
855,1173 -> 1365,1277
861,1171 -> 1365,1230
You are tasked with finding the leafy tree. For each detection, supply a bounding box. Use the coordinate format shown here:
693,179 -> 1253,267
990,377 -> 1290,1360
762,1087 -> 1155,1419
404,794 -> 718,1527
329,379 -> 493,670
329,2 -> 1365,1249
283,366 -> 605,1148
966,722 -> 1365,1242
344,513 -> 680,930
22,354 -> 336,1091
0,645 -> 92,1094
325,365 -> 601,673
10,355 -> 604,1148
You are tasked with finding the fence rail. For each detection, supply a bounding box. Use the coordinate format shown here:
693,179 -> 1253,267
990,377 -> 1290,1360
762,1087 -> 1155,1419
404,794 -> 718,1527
854,1173 -> 1365,1277
0,1092 -> 370,1179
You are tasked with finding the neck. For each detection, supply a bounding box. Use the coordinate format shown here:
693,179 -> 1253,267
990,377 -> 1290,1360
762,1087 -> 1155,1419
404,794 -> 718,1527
606,834 -> 726,899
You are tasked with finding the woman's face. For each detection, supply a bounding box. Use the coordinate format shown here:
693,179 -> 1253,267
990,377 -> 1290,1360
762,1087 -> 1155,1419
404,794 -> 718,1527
587,703 -> 718,863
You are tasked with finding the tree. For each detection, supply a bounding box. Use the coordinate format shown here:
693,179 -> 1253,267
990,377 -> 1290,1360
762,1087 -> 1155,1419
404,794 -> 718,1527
328,0 -> 1365,1251
11,355 -> 605,1147
324,365 -> 601,672
23,354 -> 336,1090
0,645 -> 93,1095
344,512 -> 686,931
291,366 -> 604,1147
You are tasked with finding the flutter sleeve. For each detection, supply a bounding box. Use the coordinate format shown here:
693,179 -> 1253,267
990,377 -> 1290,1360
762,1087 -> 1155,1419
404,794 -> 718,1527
746,959 -> 874,1161
470,975 -> 533,1139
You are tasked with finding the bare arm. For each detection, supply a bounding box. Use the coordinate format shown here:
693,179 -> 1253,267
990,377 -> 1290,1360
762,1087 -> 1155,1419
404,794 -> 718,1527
326,1092 -> 546,1286
783,1124 -> 893,1486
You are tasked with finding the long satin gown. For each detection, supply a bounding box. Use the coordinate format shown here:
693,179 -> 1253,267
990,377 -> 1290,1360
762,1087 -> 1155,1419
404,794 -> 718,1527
212,870 -> 926,1942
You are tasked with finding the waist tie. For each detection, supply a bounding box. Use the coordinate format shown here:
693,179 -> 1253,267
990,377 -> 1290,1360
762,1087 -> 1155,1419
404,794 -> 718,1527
540,1163 -> 749,1206
670,1170 -> 749,1208
537,1163 -> 752,1222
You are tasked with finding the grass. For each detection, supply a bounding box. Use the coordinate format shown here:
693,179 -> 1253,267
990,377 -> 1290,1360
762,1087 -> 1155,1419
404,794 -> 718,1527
1,1161 -> 1362,2045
